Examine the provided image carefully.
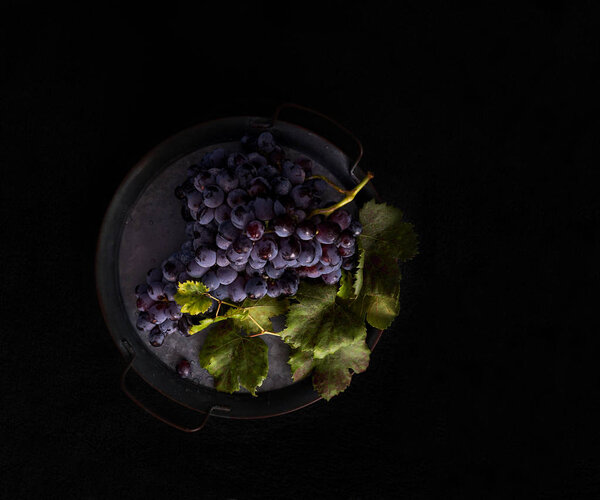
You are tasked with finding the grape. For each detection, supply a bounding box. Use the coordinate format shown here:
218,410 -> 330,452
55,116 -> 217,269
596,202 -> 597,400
216,168 -> 239,192
227,152 -> 248,168
248,256 -> 266,270
270,252 -> 288,270
135,283 -> 148,297
252,237 -> 278,261
247,152 -> 267,168
212,285 -> 230,300
229,275 -> 248,302
266,279 -> 282,298
336,229 -> 355,248
186,259 -> 210,278
295,220 -> 316,240
273,198 -> 287,216
265,262 -> 285,279
294,209 -> 307,222
298,240 -> 317,265
163,283 -> 177,301
290,185 -> 312,209
195,246 -> 217,268
342,258 -> 355,271
278,270 -> 299,296
245,220 -> 265,241
159,319 -> 179,335
147,281 -> 167,301
166,301 -> 182,320
186,191 -> 204,212
162,259 -> 182,282
232,235 -> 253,254
201,271 -> 220,291
197,207 -> 215,224
149,327 -> 166,347
273,214 -> 295,237
257,164 -> 278,179
282,161 -> 305,185
329,209 -> 351,230
320,244 -> 341,266
214,204 -> 232,224
245,276 -> 267,299
194,170 -> 215,191
218,220 -> 241,246
248,177 -> 271,197
203,185 -> 225,208
147,267 -> 163,284
253,196 -> 274,220
234,165 -> 256,188
147,302 -> 169,324
272,176 -> 292,196
269,146 -> 284,166
229,261 -> 247,272
177,272 -> 190,283
348,220 -> 363,237
246,264 -> 262,277
193,225 -> 215,246
136,312 -> 154,331
322,268 -> 342,285
257,131 -> 275,153
315,221 -> 340,244
295,156 -> 313,176
216,248 -> 229,267
216,266 -> 238,285
177,359 -> 191,378
230,205 -> 255,230
227,188 -> 250,208
338,244 -> 355,258
226,245 -> 251,265
279,236 -> 301,260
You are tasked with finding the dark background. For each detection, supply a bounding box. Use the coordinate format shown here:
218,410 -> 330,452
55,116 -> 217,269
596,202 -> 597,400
2,2 -> 598,498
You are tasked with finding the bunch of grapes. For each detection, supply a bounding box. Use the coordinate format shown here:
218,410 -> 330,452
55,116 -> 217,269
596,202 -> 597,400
134,131 -> 363,346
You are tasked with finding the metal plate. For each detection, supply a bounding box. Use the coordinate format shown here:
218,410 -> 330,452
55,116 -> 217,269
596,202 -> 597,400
96,115 -> 380,419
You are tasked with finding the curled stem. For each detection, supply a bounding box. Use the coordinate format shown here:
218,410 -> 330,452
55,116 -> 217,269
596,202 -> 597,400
309,171 -> 374,218
205,292 -> 274,337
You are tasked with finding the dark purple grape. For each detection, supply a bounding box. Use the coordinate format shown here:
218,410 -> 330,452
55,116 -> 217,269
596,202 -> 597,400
177,272 -> 190,283
216,266 -> 238,285
279,236 -> 301,261
265,262 -> 285,279
322,268 -> 342,285
197,207 -> 215,224
253,196 -> 274,221
329,209 -> 352,230
246,264 -> 262,277
245,220 -> 265,241
257,131 -> 275,153
252,237 -> 278,261
234,164 -> 257,188
163,283 -> 177,301
348,220 -> 363,237
248,177 -> 271,197
295,156 -> 313,176
270,252 -> 288,270
147,302 -> 169,324
203,185 -> 225,208
159,319 -> 179,335
229,275 -> 248,302
342,258 -> 355,271
194,170 -> 215,191
248,257 -> 267,270
186,191 -> 204,212
177,359 -> 191,378
338,244 -> 356,258
136,312 -> 154,331
162,259 -> 183,282
226,245 -> 251,265
232,235 -> 253,254
135,283 -> 148,297
290,185 -> 312,209
273,214 -> 295,237
186,259 -> 210,278
177,316 -> 193,336
227,152 -> 248,168
315,221 -> 341,244
295,220 -> 316,240
336,229 -> 355,248
227,188 -> 250,208
214,204 -> 232,224
201,271 -> 220,291
149,326 -> 166,347
257,164 -> 278,178
166,302 -> 182,320
194,246 -> 217,268
147,267 -> 163,284
147,282 -> 166,301
273,198 -> 287,216
245,276 -> 267,299
216,168 -> 239,193
212,284 -> 230,301
298,240 -> 317,265
282,161 -> 305,185
247,152 -> 268,168
320,244 -> 341,266
278,270 -> 299,296
229,261 -> 247,272
272,176 -> 292,196
269,146 -> 284,166
218,220 -> 241,244
216,248 -> 229,267
230,205 -> 255,230
266,280 -> 282,298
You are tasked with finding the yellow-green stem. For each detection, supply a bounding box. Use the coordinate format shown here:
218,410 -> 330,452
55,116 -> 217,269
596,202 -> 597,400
309,171 -> 374,218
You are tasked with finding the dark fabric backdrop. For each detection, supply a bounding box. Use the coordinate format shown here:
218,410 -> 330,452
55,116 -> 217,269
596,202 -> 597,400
2,3 -> 598,498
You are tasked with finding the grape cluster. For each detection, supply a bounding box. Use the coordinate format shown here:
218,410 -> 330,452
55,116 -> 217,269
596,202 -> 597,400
134,131 -> 363,346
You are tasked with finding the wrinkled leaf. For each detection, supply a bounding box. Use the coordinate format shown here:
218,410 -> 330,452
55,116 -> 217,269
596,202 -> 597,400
174,280 -> 212,315
189,315 -> 228,335
288,348 -> 314,382
226,296 -> 289,333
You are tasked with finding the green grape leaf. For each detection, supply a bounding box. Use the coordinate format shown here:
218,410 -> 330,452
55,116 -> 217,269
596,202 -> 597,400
358,199 -> 419,262
336,270 -> 355,301
188,316 -> 228,335
288,348 -> 314,382
281,282 -> 366,359
174,280 -> 213,315
198,320 -> 268,396
352,248 -> 365,298
226,296 -> 289,333
312,337 -> 371,401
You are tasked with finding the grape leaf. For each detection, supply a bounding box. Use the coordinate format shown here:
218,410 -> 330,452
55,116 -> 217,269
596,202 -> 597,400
336,270 -> 355,301
312,337 -> 371,401
174,280 -> 213,315
281,282 -> 366,359
358,200 -> 418,262
288,348 -> 314,382
189,316 -> 228,335
225,296 -> 289,333
198,320 -> 268,396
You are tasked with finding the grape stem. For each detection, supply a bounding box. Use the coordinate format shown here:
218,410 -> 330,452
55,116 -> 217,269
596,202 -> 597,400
308,172 -> 374,218
205,293 -> 278,337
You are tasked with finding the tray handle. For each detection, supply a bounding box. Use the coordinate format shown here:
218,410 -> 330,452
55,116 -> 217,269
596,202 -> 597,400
254,102 -> 364,183
120,343 -> 230,433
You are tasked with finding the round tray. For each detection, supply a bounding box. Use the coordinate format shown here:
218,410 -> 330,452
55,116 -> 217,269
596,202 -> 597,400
96,105 -> 381,428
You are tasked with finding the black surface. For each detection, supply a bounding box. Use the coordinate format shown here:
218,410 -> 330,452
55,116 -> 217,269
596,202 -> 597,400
2,3 -> 598,498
